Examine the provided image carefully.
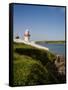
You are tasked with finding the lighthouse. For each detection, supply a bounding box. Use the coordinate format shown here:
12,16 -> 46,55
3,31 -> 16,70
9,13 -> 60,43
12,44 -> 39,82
24,29 -> 30,42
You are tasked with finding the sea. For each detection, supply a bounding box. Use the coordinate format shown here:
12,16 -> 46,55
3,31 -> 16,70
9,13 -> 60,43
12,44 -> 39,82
37,43 -> 65,56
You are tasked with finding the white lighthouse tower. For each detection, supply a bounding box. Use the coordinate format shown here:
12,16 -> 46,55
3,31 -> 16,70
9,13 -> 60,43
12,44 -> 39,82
24,29 -> 30,42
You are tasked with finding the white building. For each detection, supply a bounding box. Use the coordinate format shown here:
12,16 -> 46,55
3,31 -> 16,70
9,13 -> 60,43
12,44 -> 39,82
24,29 -> 30,42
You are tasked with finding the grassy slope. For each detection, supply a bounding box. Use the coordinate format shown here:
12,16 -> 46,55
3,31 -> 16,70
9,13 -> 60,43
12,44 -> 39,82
13,42 -> 65,86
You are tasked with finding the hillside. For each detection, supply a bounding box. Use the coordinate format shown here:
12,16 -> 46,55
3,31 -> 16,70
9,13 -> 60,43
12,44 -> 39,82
12,42 -> 66,86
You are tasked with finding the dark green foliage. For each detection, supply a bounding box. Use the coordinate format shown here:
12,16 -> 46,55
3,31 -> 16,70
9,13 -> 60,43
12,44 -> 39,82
12,42 -> 66,86
15,36 -> 19,39
15,46 -> 56,66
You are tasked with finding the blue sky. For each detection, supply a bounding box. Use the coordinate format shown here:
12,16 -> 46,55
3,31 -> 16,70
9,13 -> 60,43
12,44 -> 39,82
13,4 -> 65,41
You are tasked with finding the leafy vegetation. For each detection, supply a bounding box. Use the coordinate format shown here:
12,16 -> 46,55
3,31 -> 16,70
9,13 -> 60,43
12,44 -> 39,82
12,42 -> 66,86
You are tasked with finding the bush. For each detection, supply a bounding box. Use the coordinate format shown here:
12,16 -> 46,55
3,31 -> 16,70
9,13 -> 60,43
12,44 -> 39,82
12,43 -> 65,86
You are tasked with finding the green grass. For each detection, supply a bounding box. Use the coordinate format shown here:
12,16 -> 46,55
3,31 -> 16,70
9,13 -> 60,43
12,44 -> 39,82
12,42 -> 66,86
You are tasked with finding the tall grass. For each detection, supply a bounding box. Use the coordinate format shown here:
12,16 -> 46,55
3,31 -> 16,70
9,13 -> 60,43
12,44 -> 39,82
12,42 -> 65,86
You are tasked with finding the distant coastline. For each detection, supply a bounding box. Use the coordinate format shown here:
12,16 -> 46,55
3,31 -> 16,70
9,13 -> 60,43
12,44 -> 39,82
35,40 -> 65,56
35,40 -> 65,44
